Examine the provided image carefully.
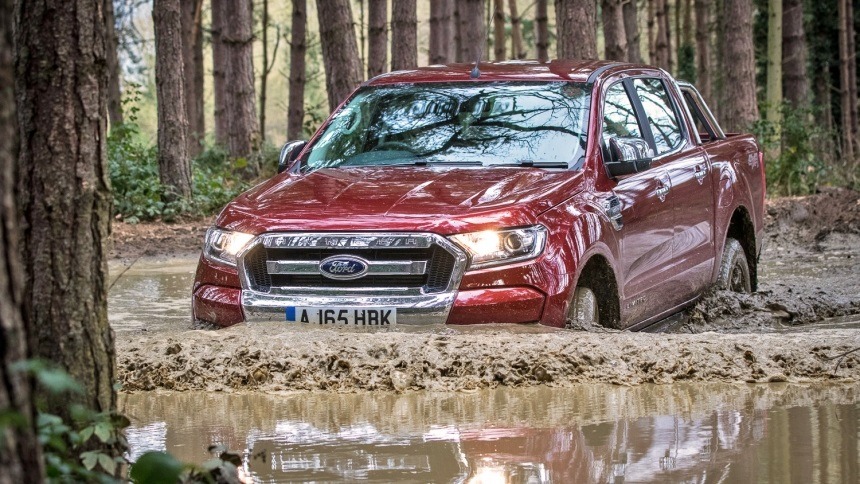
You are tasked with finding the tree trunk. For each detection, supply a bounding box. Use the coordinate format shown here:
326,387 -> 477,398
654,0 -> 670,69
647,0 -> 656,63
154,0 -> 191,201
457,0 -> 485,63
211,0 -> 228,147
105,0 -> 122,127
317,0 -> 364,111
429,0 -> 453,64
845,0 -> 857,153
1,0 -> 44,479
555,0 -> 597,60
695,0 -> 712,103
766,0 -> 783,132
493,0 -> 505,61
781,0 -> 807,107
15,0 -> 116,420
212,0 -> 259,169
623,0 -> 642,62
719,0 -> 759,132
536,0 -> 550,61
288,0 -> 307,140
180,0 -> 204,156
259,0 -> 269,142
602,0 -> 628,61
453,1 -> 462,61
837,0 -> 855,163
508,0 -> 525,59
368,0 -> 388,76
391,0 -> 417,70
664,0 -> 673,72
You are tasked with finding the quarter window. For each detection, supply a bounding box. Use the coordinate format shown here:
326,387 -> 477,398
602,82 -> 643,146
633,78 -> 683,154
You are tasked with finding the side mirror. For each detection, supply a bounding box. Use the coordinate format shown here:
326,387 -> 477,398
604,137 -> 654,178
277,140 -> 307,173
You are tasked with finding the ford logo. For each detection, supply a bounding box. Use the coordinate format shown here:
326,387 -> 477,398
319,255 -> 369,280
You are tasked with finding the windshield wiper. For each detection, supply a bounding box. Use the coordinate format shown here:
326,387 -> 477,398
411,160 -> 484,166
493,160 -> 571,169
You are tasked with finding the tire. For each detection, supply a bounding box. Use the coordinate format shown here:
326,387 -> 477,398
715,238 -> 751,292
565,287 -> 600,329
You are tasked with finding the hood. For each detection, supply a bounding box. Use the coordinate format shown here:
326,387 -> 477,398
218,166 -> 586,235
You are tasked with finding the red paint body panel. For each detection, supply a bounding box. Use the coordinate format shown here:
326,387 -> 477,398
192,61 -> 765,330
448,287 -> 545,325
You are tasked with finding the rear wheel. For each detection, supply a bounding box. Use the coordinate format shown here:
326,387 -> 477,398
716,238 -> 751,292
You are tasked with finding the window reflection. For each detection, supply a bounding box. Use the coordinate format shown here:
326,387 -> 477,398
305,82 -> 591,170
633,78 -> 683,154
602,82 -> 643,145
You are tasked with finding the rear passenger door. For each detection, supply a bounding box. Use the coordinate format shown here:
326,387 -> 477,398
630,78 -> 715,303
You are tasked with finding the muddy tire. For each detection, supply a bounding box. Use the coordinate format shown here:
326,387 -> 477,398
716,238 -> 751,292
565,287 -> 600,329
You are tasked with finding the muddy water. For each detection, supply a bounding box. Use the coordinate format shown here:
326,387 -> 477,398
122,383 -> 860,483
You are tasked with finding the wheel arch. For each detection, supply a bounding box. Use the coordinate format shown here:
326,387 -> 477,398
723,205 -> 758,291
571,251 -> 622,328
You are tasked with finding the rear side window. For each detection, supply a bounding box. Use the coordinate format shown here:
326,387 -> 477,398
633,79 -> 683,154
602,82 -> 643,146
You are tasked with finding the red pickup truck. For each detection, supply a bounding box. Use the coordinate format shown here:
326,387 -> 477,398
193,60 -> 765,331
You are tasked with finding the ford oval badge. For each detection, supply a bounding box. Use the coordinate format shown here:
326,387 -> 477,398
319,255 -> 370,280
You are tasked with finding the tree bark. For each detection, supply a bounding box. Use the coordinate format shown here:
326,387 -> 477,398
288,0 -> 307,140
508,0 -> 525,59
837,0 -> 855,163
664,0 -> 673,72
211,0 -> 228,147
212,0 -> 259,168
493,0 -> 505,61
654,0 -> 670,69
367,0 -> 387,76
154,0 -> 191,201
555,0 -> 597,60
429,0 -> 453,64
391,0 -> 417,70
317,0 -> 364,112
602,0 -> 628,61
623,0 -> 642,62
1,0 -> 44,479
695,0 -> 712,103
765,0 -> 782,124
536,0 -> 550,61
15,0 -> 116,420
180,0 -> 204,156
719,0 -> 759,132
105,0 -> 123,127
458,0 -> 485,64
647,0 -> 656,63
453,1 -> 462,61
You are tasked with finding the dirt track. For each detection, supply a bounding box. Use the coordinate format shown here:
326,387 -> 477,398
114,189 -> 860,392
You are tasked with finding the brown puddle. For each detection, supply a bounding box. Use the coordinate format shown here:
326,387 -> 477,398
122,383 -> 859,482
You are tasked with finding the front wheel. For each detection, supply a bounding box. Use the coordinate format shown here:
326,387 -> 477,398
715,238 -> 751,292
565,287 -> 600,329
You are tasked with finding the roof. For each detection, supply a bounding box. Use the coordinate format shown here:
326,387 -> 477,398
364,60 -> 651,86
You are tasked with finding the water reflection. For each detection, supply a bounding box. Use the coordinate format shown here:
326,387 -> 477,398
122,383 -> 859,483
108,257 -> 197,333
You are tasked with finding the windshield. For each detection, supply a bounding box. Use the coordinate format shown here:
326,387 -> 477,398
302,82 -> 591,172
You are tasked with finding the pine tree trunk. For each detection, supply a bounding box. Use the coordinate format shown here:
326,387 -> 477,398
154,0 -> 191,201
781,0 -> 807,107
15,0 -> 116,420
536,0 -> 549,61
602,0 -> 628,61
429,0 -> 453,64
655,0 -> 670,68
845,0 -> 857,152
288,0 -> 307,140
317,0 -> 364,111
493,0 -> 505,61
453,1 -> 462,61
105,0 -> 123,127
1,0 -> 44,478
837,0 -> 855,163
211,0 -> 228,147
212,0 -> 259,169
260,0 -> 269,142
720,0 -> 759,132
367,0 -> 387,76
508,0 -> 524,59
766,0 -> 783,130
458,0 -> 485,63
664,0 -> 673,71
555,0 -> 597,60
391,0 -> 417,70
695,0 -> 712,103
180,0 -> 204,156
623,0 -> 642,63
647,0 -> 656,63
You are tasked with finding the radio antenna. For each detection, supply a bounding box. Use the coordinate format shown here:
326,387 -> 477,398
470,47 -> 482,79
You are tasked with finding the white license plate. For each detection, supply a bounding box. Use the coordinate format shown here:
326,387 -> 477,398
284,307 -> 397,325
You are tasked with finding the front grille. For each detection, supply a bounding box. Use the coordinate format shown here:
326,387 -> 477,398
243,240 -> 457,293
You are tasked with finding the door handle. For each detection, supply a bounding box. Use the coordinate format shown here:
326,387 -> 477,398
694,164 -> 708,183
655,183 -> 670,200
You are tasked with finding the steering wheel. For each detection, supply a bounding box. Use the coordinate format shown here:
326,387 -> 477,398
374,140 -> 418,154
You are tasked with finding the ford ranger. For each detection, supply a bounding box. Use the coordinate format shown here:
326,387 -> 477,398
192,60 -> 765,330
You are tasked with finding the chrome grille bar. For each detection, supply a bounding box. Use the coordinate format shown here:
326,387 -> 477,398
266,260 -> 428,276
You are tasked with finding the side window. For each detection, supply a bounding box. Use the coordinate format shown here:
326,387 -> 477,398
602,82 -> 643,146
633,78 -> 683,154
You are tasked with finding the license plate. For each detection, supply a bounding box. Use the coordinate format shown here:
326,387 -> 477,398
284,307 -> 397,326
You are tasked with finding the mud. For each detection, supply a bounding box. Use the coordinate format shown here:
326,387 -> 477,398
113,189 -> 860,392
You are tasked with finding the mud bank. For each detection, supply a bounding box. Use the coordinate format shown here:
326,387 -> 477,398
116,326 -> 860,392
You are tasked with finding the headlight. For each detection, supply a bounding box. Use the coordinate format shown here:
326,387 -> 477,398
203,228 -> 255,266
450,226 -> 547,270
